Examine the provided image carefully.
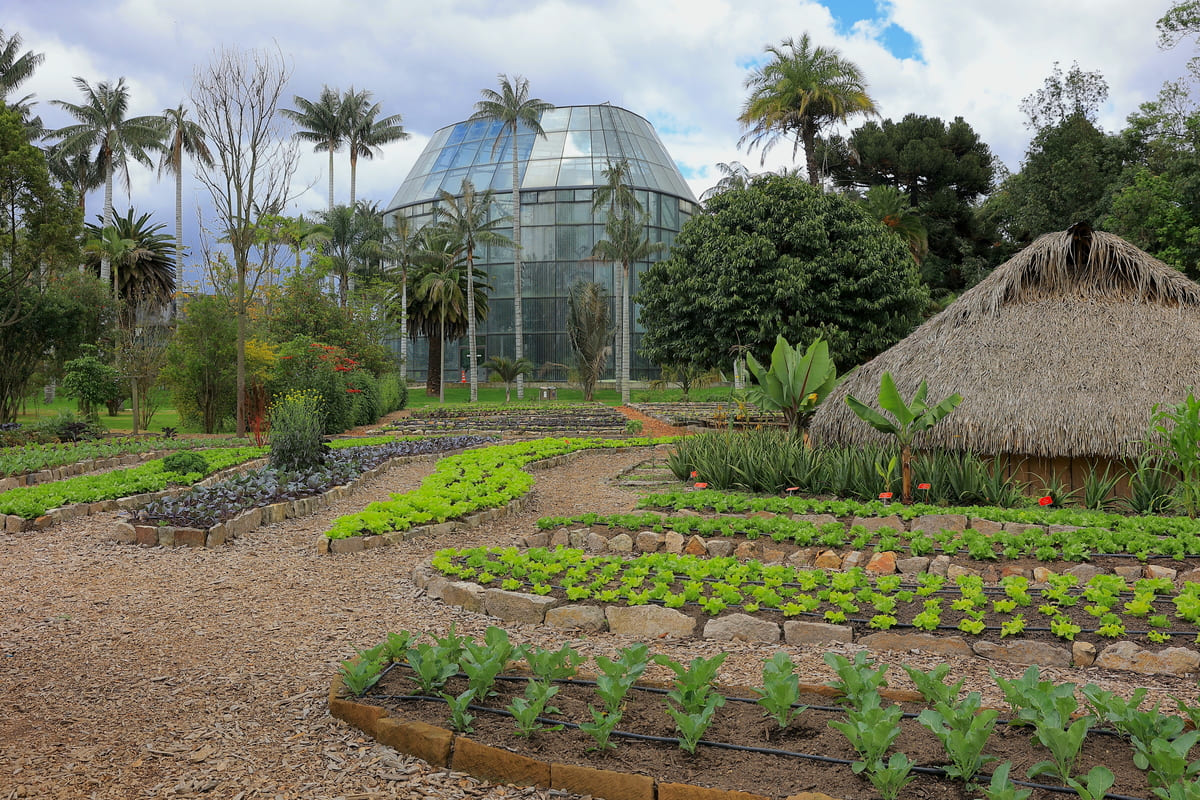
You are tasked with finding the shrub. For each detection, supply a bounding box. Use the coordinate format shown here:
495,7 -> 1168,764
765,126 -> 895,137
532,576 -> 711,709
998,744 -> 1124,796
269,391 -> 326,472
32,412 -> 106,443
61,352 -> 122,418
269,336 -> 372,434
347,370 -> 381,427
161,451 -> 209,475
378,373 -> 408,414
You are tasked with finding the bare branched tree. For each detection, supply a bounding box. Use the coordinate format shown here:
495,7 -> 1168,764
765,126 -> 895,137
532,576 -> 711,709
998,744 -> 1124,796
191,46 -> 298,436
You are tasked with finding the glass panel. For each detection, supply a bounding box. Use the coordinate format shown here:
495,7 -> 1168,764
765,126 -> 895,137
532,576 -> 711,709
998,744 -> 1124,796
488,298 -> 514,333
445,123 -> 468,146
522,159 -> 560,188
521,203 -> 555,225
589,107 -> 604,130
468,164 -> 498,190
522,226 -> 555,260
473,139 -> 501,165
660,193 -> 679,229
556,225 -> 594,262
488,263 -> 514,298
574,189 -> 594,202
490,164 -> 515,191
431,145 -> 458,172
529,130 -> 565,160
563,129 -> 591,158
420,172 -> 444,198
427,126 -> 452,150
410,148 -> 437,177
537,107 -> 570,132
528,261 -> 558,296
558,158 -> 594,186
464,118 -> 490,141
566,107 -> 587,130
556,202 -> 591,224
451,139 -> 480,168
442,168 -> 469,195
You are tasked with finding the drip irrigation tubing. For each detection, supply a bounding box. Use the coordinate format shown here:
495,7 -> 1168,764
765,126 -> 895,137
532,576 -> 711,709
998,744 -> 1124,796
365,691 -> 1147,800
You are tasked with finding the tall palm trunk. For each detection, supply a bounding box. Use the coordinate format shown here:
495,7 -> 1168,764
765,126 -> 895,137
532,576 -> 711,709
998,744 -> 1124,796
327,148 -> 335,210
349,151 -> 358,208
101,159 -> 114,285
173,144 -> 183,318
438,313 -> 446,404
399,272 -> 408,375
511,138 -> 525,400
801,121 -> 820,188
621,260 -> 631,404
466,249 -> 479,403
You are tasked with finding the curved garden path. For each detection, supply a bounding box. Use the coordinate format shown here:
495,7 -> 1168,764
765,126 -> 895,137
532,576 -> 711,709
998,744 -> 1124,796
1,439 -> 1197,799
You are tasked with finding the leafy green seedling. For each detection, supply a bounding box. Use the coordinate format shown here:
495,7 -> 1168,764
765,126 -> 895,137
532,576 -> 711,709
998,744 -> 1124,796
917,692 -> 997,785
380,630 -> 414,662
862,752 -> 916,800
405,641 -> 460,694
829,694 -> 903,767
580,705 -> 623,752
824,650 -> 888,709
507,680 -> 562,738
594,645 -> 650,715
524,642 -> 586,680
903,663 -> 964,706
440,687 -> 476,733
1065,766 -> 1115,800
460,627 -> 517,699
979,763 -> 1032,800
1028,712 -> 1094,784
1138,731 -> 1200,791
754,652 -> 807,728
666,693 -> 724,754
656,652 -> 727,715
338,651 -> 384,697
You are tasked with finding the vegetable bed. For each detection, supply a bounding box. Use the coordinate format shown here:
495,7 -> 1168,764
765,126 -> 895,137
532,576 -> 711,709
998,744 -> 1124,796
340,628 -> 1188,800
0,436 -> 244,479
387,404 -> 631,437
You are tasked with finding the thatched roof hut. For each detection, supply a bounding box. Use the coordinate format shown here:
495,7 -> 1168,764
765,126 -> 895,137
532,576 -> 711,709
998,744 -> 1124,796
809,224 -> 1200,465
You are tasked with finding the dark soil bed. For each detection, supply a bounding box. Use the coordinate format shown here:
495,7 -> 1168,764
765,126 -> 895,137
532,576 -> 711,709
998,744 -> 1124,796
362,666 -> 1156,800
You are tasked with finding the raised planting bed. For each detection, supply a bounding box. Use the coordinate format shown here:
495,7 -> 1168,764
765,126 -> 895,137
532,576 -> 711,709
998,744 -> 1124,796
422,545 -> 1200,676
331,627 -> 1194,800
630,402 -> 782,430
319,437 -> 677,554
114,436 -> 495,549
387,403 -> 632,438
0,436 -> 244,483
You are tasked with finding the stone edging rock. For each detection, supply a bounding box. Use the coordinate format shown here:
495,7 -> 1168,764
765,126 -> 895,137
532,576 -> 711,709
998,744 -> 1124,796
106,450 -> 460,549
328,671 -> 847,800
317,449 -> 595,556
412,559 -> 1200,679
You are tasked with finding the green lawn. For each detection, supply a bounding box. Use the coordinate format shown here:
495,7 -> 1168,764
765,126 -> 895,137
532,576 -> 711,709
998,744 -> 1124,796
405,381 -> 741,409
15,394 -> 183,434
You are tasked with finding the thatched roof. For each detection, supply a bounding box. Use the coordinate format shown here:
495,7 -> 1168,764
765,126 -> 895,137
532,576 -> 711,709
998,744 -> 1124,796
809,224 -> 1200,459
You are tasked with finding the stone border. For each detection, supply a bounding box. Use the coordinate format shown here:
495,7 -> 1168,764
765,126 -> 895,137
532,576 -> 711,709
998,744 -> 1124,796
413,557 -> 1200,678
0,448 -> 175,490
318,447 -> 655,556
328,670 -> 854,800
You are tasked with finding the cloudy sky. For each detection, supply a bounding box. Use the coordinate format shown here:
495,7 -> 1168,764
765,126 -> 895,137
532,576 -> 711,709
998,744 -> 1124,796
7,0 -> 1196,283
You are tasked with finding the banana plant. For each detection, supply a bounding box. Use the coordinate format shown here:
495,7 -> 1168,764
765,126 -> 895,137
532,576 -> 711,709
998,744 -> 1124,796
744,335 -> 838,440
845,372 -> 962,504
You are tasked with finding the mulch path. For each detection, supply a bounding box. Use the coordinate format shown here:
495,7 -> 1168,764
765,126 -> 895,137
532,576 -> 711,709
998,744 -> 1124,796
614,405 -> 690,438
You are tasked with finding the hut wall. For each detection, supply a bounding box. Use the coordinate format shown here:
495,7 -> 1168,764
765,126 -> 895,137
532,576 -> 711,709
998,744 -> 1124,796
991,453 -> 1136,501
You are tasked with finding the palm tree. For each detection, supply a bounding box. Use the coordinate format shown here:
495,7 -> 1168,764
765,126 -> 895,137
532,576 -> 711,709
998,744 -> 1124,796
383,213 -> 423,372
860,185 -> 928,264
738,33 -> 878,187
699,161 -> 753,202
158,104 -> 213,290
416,260 -> 464,404
434,179 -> 512,402
45,144 -> 102,216
482,355 -> 534,402
468,74 -> 554,400
565,281 -> 613,402
83,208 -> 175,327
280,86 -> 344,209
49,77 -> 165,284
317,203 -> 381,308
341,87 -> 409,208
592,158 -> 642,396
0,28 -> 45,136
592,209 -> 665,404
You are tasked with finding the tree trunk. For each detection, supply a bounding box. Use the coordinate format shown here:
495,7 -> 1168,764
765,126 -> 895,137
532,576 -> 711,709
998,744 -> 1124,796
426,331 -> 441,397
327,148 -> 335,210
802,124 -> 821,188
512,135 -> 525,400
349,149 -> 357,208
439,315 -> 446,404
236,260 -> 246,437
901,442 -> 913,505
130,375 -> 139,435
613,263 -> 623,396
621,260 -> 631,405
400,273 -> 408,376
101,161 -> 114,285
174,156 -> 183,319
466,250 -> 478,403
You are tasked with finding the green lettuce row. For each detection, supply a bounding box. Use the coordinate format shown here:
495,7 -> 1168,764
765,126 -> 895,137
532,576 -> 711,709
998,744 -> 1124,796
323,436 -> 676,540
638,490 -> 1200,538
0,436 -> 249,478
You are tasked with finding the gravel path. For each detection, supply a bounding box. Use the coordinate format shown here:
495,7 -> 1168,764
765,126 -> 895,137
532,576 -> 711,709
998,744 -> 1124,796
2,444 -> 1197,799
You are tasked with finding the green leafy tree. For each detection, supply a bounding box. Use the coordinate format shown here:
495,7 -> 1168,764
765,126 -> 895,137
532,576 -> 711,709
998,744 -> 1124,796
382,214 -> 422,370
845,372 -> 963,504
739,33 -> 877,186
637,173 -> 927,375
162,293 -> 238,433
83,208 -> 176,324
48,77 -> 165,284
317,202 -> 383,308
819,114 -> 995,293
744,335 -> 837,439
281,86 -> 343,210
565,281 -> 613,402
434,179 -> 511,402
0,28 -> 45,136
61,349 -> 121,417
340,87 -> 408,208
468,74 -> 554,400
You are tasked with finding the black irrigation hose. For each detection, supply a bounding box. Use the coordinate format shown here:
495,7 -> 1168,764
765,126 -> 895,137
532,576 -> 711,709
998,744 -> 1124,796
370,691 -> 1147,800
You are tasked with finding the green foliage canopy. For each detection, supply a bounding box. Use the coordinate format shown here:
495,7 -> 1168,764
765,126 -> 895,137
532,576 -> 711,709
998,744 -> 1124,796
637,173 -> 927,372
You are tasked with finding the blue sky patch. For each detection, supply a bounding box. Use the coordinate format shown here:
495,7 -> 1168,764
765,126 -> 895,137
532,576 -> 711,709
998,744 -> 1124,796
826,0 -> 923,62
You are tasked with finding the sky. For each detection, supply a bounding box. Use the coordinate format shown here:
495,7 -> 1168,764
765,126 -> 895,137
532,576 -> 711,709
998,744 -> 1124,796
6,0 -> 1197,286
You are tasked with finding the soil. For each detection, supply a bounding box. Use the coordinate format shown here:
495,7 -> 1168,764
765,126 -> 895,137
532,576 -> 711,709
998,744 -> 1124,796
364,666 -> 1152,800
